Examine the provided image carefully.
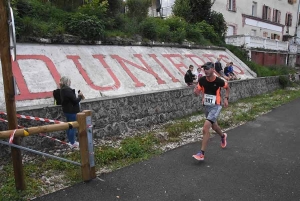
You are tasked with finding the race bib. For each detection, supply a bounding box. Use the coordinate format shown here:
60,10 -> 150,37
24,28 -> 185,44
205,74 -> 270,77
204,94 -> 216,105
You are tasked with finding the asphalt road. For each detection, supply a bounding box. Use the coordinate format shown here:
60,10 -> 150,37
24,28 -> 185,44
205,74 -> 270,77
33,98 -> 300,201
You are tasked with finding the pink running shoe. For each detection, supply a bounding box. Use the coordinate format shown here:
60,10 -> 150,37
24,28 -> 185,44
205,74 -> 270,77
192,152 -> 205,161
221,133 -> 227,148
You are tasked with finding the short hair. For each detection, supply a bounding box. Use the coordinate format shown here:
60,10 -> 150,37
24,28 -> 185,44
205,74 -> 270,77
60,76 -> 71,88
230,62 -> 233,64
189,65 -> 194,68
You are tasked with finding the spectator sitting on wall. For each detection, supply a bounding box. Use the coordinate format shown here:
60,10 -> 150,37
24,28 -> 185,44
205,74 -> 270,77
184,65 -> 196,86
196,67 -> 203,82
224,63 -> 233,80
215,57 -> 229,81
228,62 -> 238,80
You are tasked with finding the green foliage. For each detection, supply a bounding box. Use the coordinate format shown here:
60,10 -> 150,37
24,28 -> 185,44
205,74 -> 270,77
67,13 -> 105,40
107,0 -> 124,17
225,44 -> 249,62
209,11 -> 227,41
126,0 -> 151,22
94,134 -> 160,165
189,0 -> 213,23
172,0 -> 225,44
78,0 -> 108,19
47,0 -> 84,11
164,17 -> 187,44
164,120 -> 198,137
195,21 -> 220,44
186,24 -> 210,45
278,75 -> 289,88
139,18 -> 159,40
157,24 -> 171,42
225,45 -> 293,77
15,0 -> 69,38
120,134 -> 159,158
17,0 -> 68,22
172,0 -> 191,22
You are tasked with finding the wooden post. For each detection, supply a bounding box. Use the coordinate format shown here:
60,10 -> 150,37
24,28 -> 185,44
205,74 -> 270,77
0,0 -> 25,190
77,112 -> 91,181
83,110 -> 96,179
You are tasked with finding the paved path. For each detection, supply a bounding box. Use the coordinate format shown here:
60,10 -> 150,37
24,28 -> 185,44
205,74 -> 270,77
34,98 -> 300,201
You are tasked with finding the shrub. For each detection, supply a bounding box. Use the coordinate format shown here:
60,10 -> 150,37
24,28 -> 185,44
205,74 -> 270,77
170,27 -> 186,44
195,21 -> 220,44
186,24 -> 210,45
67,13 -> 104,40
279,75 -> 289,88
139,18 -> 158,40
77,0 -> 108,19
126,0 -> 151,22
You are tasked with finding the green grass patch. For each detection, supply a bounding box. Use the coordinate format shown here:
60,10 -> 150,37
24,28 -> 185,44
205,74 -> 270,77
163,120 -> 198,137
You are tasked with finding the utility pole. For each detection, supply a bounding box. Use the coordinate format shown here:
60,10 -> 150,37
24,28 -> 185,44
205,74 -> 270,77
0,0 -> 25,190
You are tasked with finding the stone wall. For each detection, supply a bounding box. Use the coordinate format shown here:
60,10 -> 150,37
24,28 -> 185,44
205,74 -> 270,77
0,76 -> 281,159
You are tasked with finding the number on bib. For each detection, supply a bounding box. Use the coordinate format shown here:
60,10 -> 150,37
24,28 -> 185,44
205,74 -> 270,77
204,94 -> 216,105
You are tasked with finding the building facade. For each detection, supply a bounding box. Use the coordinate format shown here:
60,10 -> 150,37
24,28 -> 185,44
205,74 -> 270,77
149,0 -> 300,66
212,0 -> 300,66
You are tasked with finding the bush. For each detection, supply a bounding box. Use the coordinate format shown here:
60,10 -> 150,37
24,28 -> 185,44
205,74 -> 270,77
139,18 -> 158,40
77,0 -> 108,19
67,13 -> 105,40
279,75 -> 289,88
195,21 -> 220,44
186,24 -> 210,45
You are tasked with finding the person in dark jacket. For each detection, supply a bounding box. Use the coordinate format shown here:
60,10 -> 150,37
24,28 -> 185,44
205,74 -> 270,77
53,87 -> 62,105
184,65 -> 196,86
60,76 -> 84,148
215,57 -> 229,81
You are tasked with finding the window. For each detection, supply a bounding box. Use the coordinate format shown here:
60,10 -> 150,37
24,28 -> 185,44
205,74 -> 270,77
227,25 -> 235,36
263,32 -> 268,38
273,9 -> 281,23
271,33 -> 280,40
228,0 -> 236,11
262,5 -> 271,21
251,29 -> 257,36
288,0 -> 297,4
285,13 -> 292,26
252,2 -> 257,16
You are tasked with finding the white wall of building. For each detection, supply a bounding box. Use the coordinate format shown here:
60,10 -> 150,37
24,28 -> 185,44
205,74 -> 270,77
212,0 -> 299,41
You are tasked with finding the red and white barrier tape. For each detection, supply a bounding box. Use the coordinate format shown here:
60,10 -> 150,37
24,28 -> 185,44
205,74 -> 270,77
0,112 -> 64,124
9,129 -> 17,143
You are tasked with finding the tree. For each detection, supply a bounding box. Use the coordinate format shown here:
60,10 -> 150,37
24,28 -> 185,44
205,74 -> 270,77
173,0 -> 226,43
107,0 -> 123,17
126,0 -> 151,22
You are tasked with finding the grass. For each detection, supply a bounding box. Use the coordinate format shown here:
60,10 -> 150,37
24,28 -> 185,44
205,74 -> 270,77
1,84 -> 300,200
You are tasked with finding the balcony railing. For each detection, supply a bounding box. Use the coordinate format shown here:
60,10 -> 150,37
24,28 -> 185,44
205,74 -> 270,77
225,35 -> 289,51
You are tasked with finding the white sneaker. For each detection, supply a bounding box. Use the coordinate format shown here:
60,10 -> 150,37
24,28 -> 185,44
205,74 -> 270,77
72,141 -> 79,148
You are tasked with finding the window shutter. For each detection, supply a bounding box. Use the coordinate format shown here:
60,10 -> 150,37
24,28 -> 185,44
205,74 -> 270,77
289,14 -> 293,26
285,13 -> 288,25
278,11 -> 281,23
268,7 -> 271,20
233,0 -> 236,11
273,9 -> 275,22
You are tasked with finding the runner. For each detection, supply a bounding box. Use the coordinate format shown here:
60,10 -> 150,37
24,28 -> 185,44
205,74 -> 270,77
193,62 -> 230,161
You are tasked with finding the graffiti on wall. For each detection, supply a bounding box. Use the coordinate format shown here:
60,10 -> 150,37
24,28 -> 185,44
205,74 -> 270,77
11,53 -> 246,101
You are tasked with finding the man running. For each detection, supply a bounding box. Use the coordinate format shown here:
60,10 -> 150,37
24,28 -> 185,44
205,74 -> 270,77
193,62 -> 230,161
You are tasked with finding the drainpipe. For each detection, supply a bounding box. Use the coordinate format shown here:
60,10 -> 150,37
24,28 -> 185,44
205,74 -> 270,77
295,0 -> 300,44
